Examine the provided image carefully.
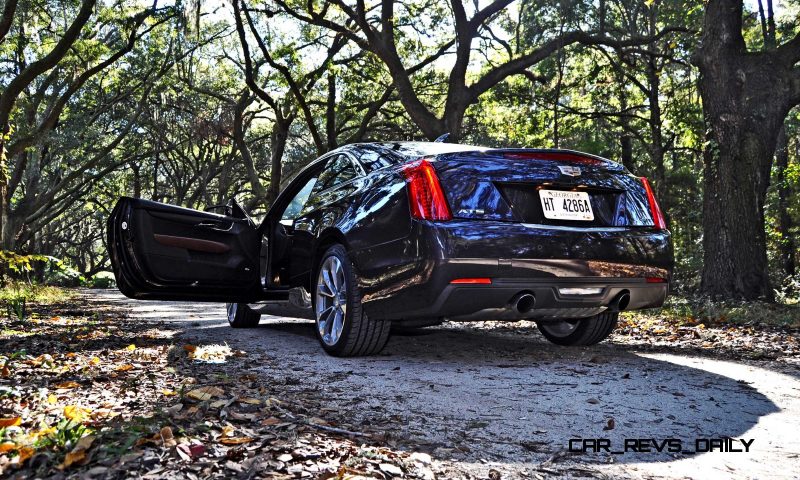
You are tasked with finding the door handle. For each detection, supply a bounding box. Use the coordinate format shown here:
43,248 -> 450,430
196,221 -> 233,232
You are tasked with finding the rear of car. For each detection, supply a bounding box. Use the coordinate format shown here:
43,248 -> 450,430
360,146 -> 672,330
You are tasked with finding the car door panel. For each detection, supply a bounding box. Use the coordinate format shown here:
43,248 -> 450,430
108,196 -> 262,302
286,155 -> 362,284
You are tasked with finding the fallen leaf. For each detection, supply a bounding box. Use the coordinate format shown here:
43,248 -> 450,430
176,442 -> 206,461
188,443 -> 206,457
161,426 -> 177,448
219,437 -> 253,445
89,357 -> 101,366
64,405 -> 92,423
16,446 -> 34,463
47,394 -> 57,404
161,389 -> 177,397
0,442 -> 16,453
74,435 -> 95,451
380,463 -> 403,476
603,418 -> 615,431
186,386 -> 225,401
231,412 -> 258,422
0,417 -> 21,427
55,381 -> 81,389
61,436 -> 95,469
278,453 -> 293,462
183,344 -> 197,353
238,397 -> 261,405
1,366 -> 9,377
115,364 -> 134,372
135,434 -> 161,447
261,417 -> 281,426
126,344 -> 136,351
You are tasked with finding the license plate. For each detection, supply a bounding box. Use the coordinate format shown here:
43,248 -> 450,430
538,189 -> 594,221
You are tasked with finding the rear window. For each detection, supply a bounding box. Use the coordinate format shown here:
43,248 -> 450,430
358,151 -> 396,172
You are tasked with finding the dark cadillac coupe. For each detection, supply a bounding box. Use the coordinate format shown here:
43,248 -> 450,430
108,142 -> 672,356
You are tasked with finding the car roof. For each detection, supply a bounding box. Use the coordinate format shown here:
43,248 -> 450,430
351,141 -> 487,158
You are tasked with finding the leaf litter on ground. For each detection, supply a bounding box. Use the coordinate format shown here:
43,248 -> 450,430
0,292 -> 439,479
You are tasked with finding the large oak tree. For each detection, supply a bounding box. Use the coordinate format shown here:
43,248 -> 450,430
693,0 -> 800,299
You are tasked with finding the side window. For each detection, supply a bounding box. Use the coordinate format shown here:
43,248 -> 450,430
311,155 -> 358,194
358,151 -> 395,172
280,176 -> 317,224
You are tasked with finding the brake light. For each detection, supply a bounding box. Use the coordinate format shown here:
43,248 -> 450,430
503,152 -> 605,165
646,277 -> 667,283
450,278 -> 492,284
640,177 -> 667,230
402,159 -> 452,221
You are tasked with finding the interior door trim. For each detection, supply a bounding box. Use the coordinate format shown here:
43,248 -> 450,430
153,234 -> 231,253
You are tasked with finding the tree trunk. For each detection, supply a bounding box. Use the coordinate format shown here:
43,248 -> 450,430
699,122 -> 775,299
645,60 -> 668,215
693,0 -> 799,300
775,126 -> 796,276
1,209 -> 22,251
266,121 -> 289,206
697,58 -> 780,300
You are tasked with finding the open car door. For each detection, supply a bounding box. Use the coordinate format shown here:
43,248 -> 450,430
107,197 -> 262,302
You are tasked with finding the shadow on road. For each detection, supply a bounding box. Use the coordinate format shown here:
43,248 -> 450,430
85,290 -> 794,471
202,317 -> 781,466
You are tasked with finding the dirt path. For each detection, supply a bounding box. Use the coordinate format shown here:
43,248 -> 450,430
90,290 -> 800,479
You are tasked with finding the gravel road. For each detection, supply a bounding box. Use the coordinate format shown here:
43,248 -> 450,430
89,290 -> 800,479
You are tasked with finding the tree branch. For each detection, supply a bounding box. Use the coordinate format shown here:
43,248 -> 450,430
0,0 -> 18,44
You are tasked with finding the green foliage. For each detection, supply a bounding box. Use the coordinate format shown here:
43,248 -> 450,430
0,283 -> 73,321
34,419 -> 93,451
89,272 -> 116,289
0,252 -> 54,276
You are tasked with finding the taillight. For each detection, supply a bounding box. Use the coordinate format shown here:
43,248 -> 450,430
401,158 -> 452,221
450,278 -> 492,284
640,177 -> 667,230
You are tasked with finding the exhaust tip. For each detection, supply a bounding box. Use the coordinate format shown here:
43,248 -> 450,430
610,291 -> 631,312
513,293 -> 536,314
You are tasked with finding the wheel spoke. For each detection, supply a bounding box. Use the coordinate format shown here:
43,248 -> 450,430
331,309 -> 343,342
317,283 -> 334,297
317,306 -> 332,337
323,307 -> 336,336
322,268 -> 336,294
331,258 -> 342,290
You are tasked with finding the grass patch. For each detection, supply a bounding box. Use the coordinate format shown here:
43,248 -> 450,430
0,283 -> 75,320
626,295 -> 800,327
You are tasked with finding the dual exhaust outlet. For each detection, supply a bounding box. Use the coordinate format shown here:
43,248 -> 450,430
510,290 -> 631,315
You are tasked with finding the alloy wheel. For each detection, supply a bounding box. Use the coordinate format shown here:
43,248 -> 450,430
226,302 -> 237,324
316,256 -> 348,346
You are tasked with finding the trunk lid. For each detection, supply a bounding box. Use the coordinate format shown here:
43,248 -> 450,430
431,149 -> 654,227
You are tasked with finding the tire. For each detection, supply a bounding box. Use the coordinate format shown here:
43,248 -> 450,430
313,244 -> 390,357
226,302 -> 261,328
537,311 -> 618,346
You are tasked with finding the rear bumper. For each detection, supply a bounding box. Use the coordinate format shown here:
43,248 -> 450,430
353,220 -> 672,321
386,278 -> 667,321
